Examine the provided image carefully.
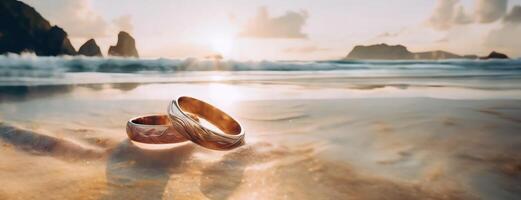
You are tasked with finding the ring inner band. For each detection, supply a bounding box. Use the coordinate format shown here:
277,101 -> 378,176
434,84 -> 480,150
178,96 -> 241,135
131,115 -> 171,126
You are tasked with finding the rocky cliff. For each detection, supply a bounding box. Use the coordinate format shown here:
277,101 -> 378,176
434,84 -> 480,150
78,39 -> 102,57
108,31 -> 139,57
0,0 -> 76,56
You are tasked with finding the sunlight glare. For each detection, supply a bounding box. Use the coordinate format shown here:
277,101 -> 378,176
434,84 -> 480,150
208,33 -> 234,58
195,20 -> 238,59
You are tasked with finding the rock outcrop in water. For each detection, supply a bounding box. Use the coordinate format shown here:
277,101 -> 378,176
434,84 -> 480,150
108,31 -> 139,57
0,0 -> 76,56
345,44 -> 414,60
344,43 -> 482,60
480,51 -> 509,59
78,39 -> 102,57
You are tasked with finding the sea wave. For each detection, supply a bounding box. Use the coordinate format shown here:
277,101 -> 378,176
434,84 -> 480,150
1,53 -> 521,75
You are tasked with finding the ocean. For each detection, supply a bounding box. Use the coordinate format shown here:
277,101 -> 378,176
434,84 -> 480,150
1,54 -> 520,92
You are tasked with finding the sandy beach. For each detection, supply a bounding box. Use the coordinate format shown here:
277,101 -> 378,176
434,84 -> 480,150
1,72 -> 520,199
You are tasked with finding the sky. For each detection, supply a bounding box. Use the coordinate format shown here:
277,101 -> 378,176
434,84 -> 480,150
21,0 -> 521,60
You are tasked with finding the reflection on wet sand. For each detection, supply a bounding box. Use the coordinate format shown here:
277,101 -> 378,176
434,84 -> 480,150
190,142 -> 475,199
102,140 -> 195,199
105,141 -> 479,199
0,85 -> 75,102
0,83 -> 141,102
199,147 -> 251,200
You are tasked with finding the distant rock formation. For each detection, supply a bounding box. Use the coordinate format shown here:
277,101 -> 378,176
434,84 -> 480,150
344,43 -> 475,60
0,0 -> 76,56
480,51 -> 509,59
346,44 -> 414,60
108,31 -> 138,57
78,39 -> 102,57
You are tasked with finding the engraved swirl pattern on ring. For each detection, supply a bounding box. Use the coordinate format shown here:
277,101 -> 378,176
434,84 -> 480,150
126,115 -> 188,144
167,98 -> 245,150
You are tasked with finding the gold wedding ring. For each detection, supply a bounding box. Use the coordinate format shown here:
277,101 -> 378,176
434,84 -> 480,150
167,96 -> 245,150
126,114 -> 188,144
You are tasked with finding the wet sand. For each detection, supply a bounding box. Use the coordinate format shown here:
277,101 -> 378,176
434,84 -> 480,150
1,82 -> 521,199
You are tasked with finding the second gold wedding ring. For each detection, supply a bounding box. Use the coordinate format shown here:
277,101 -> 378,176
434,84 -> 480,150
167,96 -> 245,150
126,114 -> 188,144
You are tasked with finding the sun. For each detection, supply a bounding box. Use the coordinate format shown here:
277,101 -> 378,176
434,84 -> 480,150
209,33 -> 234,58
192,20 -> 238,59
197,20 -> 238,59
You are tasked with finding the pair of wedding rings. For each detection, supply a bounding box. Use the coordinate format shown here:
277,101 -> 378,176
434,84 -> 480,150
126,96 -> 245,150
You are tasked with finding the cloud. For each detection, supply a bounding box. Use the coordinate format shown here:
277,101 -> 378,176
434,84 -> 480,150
374,27 -> 410,39
21,0 -> 134,39
503,5 -> 521,23
454,5 -> 473,24
428,0 -> 458,30
484,5 -> 521,56
427,0 -> 509,30
435,36 -> 450,43
284,45 -> 329,53
484,24 -> 521,56
113,15 -> 134,33
21,0 -> 109,38
474,0 -> 508,23
376,32 -> 400,38
239,7 -> 308,39
428,0 -> 472,30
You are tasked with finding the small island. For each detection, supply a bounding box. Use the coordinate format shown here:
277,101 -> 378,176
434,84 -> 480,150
344,43 -> 509,60
480,51 -> 509,59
